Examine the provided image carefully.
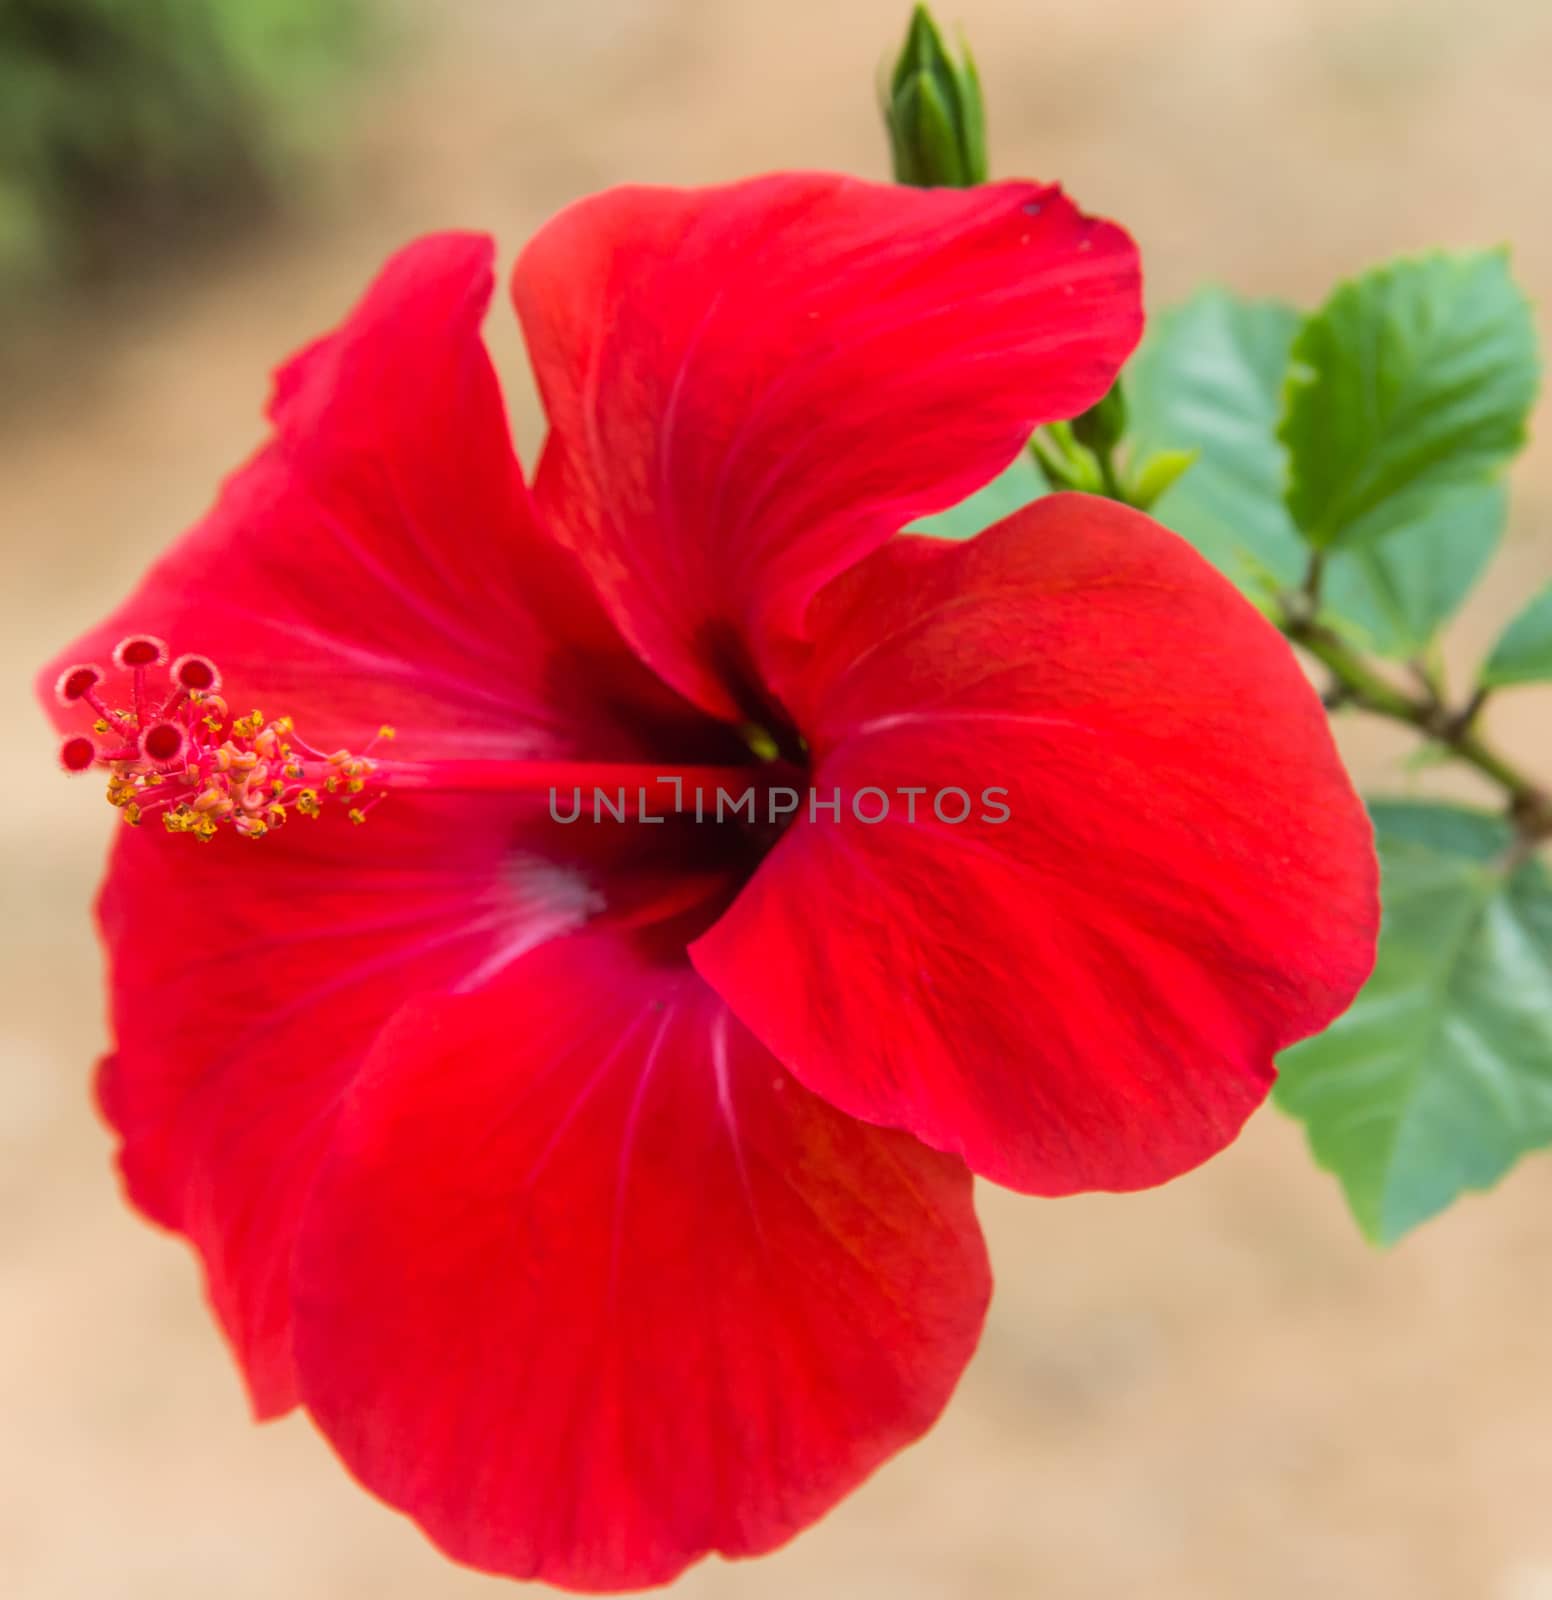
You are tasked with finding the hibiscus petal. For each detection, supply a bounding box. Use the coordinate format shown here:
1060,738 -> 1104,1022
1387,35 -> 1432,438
39,231 -> 687,762
96,800 -> 600,1416
45,230 -> 744,1421
291,932 -> 988,1590
513,174 -> 1140,719
692,495 -> 1379,1196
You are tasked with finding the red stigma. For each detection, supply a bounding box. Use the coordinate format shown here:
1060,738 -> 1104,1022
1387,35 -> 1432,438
172,653 -> 221,693
140,722 -> 187,765
56,664 -> 103,704
112,635 -> 168,670
60,735 -> 98,772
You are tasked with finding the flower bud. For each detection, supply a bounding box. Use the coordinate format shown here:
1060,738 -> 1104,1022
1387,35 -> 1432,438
1029,421 -> 1106,496
883,6 -> 987,188
1070,379 -> 1129,460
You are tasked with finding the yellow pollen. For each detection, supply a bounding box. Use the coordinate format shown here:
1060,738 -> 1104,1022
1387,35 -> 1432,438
162,804 -> 196,835
79,663 -> 381,844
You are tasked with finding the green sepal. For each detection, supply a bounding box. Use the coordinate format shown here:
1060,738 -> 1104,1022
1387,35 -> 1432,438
888,70 -> 968,188
1126,447 -> 1198,512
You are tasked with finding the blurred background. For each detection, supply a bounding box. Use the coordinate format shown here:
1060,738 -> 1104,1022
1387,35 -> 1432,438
4,1 -> 1552,1596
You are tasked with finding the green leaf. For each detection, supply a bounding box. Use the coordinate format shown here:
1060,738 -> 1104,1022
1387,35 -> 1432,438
1280,250 -> 1539,551
1276,801 -> 1552,1244
1125,289 -> 1307,602
910,450 -> 1046,541
1319,480 -> 1507,659
1127,284 -> 1508,657
1482,583 -> 1552,687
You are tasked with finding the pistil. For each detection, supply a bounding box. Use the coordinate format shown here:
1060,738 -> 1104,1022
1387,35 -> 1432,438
56,638 -> 792,840
386,762 -> 779,810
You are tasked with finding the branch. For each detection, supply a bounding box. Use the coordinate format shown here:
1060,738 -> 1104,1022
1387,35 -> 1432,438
1279,608 -> 1552,837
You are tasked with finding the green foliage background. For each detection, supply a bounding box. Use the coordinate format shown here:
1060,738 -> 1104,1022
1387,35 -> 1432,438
0,0 -> 362,292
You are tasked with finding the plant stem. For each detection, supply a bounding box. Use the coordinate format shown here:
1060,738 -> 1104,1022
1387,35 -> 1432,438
1279,608 -> 1552,833
1283,550 -> 1550,837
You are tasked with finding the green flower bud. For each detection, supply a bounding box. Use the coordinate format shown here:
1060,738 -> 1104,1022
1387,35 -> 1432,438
1070,379 -> 1129,460
883,6 -> 988,188
1030,422 -> 1107,497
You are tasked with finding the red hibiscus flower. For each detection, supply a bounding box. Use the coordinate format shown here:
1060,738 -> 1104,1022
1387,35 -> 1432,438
39,175 -> 1377,1590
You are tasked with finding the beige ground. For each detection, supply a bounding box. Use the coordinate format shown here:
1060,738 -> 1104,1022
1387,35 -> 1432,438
5,1 -> 1552,1596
